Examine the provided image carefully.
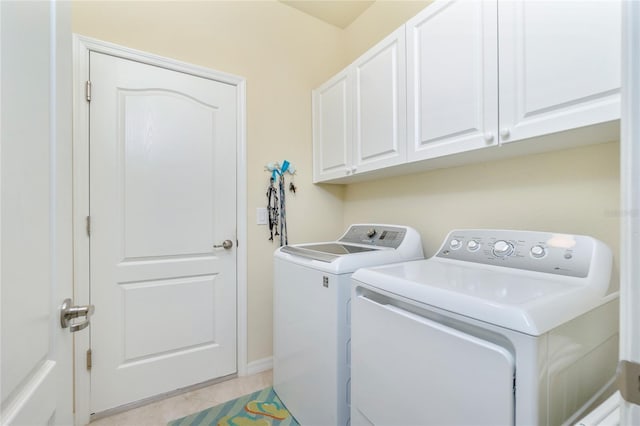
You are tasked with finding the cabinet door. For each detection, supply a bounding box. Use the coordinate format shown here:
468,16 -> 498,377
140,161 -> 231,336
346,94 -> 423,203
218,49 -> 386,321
352,27 -> 407,173
312,69 -> 352,183
406,0 -> 498,162
498,0 -> 621,145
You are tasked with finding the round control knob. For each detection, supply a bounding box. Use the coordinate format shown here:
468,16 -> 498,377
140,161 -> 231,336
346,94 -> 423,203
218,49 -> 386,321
530,245 -> 546,258
366,228 -> 377,238
450,239 -> 462,250
467,240 -> 480,251
492,240 -> 514,257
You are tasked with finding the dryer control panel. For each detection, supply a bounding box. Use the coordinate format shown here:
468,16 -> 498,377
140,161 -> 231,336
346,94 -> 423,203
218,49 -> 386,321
435,229 -> 601,278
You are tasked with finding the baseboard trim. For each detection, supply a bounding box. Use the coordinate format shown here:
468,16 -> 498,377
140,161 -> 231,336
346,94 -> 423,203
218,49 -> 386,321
90,373 -> 237,421
246,357 -> 273,375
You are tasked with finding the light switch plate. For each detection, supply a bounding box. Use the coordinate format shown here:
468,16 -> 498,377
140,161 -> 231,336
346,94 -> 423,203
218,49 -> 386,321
257,207 -> 268,225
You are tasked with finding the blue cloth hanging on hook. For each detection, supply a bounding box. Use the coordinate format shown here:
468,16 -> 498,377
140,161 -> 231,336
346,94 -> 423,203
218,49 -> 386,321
280,160 -> 290,174
271,160 -> 290,181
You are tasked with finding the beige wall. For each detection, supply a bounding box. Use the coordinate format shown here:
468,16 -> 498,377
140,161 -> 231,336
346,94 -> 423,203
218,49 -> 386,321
343,142 -> 621,287
344,0 -> 431,59
72,0 -> 348,363
73,0 -> 621,366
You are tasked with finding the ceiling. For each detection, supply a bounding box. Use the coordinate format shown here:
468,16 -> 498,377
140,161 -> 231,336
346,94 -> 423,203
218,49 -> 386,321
279,1 -> 375,29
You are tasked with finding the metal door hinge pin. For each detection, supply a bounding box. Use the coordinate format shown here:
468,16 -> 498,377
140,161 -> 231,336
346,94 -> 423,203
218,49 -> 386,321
86,349 -> 92,370
86,216 -> 91,237
86,81 -> 92,102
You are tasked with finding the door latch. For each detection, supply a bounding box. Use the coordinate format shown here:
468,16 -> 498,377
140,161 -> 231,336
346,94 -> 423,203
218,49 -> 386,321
60,299 -> 95,332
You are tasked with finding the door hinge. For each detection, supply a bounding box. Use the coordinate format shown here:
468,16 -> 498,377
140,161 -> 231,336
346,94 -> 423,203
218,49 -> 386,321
618,360 -> 640,405
86,348 -> 92,370
86,80 -> 92,102
86,216 -> 91,237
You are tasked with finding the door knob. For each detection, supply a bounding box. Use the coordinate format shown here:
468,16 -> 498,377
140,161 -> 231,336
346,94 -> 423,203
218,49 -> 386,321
214,239 -> 233,250
60,298 -> 95,333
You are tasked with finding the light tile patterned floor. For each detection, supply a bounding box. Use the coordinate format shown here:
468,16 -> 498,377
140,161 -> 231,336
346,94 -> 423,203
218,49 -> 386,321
88,370 -> 273,426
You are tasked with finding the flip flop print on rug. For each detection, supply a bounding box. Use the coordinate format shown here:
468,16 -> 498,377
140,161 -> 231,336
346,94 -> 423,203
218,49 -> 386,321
168,387 -> 299,426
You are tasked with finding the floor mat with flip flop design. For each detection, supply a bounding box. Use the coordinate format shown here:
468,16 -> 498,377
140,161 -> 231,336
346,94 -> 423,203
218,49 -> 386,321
168,387 -> 299,426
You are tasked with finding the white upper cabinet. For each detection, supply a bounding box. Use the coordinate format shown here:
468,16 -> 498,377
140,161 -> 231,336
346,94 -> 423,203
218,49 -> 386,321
406,0 -> 499,161
313,69 -> 352,182
498,0 -> 621,144
353,27 -> 407,174
312,0 -> 620,183
313,28 -> 406,183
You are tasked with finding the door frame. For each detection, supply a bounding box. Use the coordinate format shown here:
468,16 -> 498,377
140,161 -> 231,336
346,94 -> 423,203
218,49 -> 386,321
71,35 -> 248,425
621,0 -> 640,422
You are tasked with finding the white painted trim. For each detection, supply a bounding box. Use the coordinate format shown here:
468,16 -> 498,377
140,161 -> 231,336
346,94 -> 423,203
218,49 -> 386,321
71,34 -> 92,426
75,35 -> 244,86
236,79 -> 249,377
71,35 -> 248,425
621,0 -> 640,423
246,357 -> 273,376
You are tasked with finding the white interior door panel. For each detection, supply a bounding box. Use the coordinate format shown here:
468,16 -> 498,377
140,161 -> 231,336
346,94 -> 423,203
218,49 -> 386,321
89,52 -> 237,413
1,1 -> 73,424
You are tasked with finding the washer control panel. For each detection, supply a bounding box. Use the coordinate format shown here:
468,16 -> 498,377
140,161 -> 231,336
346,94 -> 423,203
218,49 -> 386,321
340,225 -> 408,249
436,229 -> 594,277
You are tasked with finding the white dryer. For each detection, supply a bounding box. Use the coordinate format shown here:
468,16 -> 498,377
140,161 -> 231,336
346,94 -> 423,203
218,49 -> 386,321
351,229 -> 619,426
273,224 -> 424,426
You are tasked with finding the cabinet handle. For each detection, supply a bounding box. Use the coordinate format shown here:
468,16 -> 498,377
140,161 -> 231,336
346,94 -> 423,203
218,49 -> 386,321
484,133 -> 494,143
500,128 -> 511,139
345,168 -> 351,175
351,166 -> 358,173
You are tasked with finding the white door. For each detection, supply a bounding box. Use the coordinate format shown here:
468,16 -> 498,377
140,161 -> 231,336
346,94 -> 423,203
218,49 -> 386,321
406,0 -> 498,161
88,52 -> 238,413
312,69 -> 352,182
1,1 -> 74,425
498,0 -> 620,145
352,26 -> 407,174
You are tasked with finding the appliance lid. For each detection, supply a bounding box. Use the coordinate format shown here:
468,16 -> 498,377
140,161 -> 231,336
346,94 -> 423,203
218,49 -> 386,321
277,224 -> 421,263
280,243 -> 379,263
352,259 -> 616,336
274,224 -> 425,273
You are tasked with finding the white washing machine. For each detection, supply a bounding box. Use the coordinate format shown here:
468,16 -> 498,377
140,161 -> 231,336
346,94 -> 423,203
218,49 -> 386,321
273,224 -> 424,426
351,229 -> 619,426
